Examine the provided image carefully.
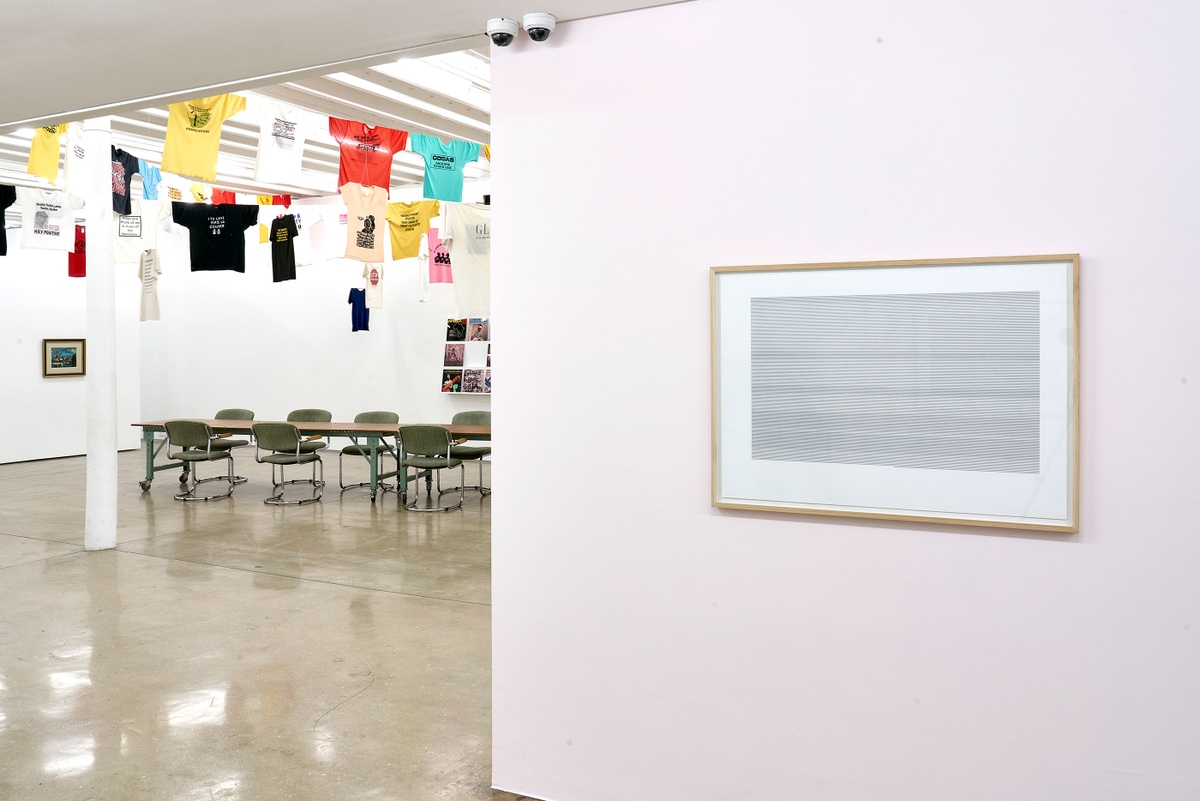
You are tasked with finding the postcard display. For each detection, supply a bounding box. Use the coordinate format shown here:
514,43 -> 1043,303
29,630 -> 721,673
442,317 -> 491,394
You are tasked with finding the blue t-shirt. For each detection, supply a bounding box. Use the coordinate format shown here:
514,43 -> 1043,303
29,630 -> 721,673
348,288 -> 370,331
138,159 -> 162,200
410,134 -> 480,202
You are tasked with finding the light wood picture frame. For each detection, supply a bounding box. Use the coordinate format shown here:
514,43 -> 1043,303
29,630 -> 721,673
711,255 -> 1079,532
43,338 -> 86,378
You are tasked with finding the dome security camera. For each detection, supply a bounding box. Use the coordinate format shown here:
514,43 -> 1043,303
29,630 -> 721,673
487,18 -> 519,47
522,12 -> 556,42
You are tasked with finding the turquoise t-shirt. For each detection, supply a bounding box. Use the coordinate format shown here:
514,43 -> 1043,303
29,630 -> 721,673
411,134 -> 480,202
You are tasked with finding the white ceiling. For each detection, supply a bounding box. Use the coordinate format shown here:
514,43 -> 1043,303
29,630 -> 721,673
0,1 -> 689,200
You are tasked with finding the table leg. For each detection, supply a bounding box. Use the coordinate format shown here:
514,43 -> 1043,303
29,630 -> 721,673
368,435 -> 379,503
140,428 -> 156,491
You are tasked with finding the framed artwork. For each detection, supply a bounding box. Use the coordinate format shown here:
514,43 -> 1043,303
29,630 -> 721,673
43,338 -> 87,378
711,255 -> 1079,532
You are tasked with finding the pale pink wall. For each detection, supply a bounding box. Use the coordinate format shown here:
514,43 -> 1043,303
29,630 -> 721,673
491,1 -> 1200,799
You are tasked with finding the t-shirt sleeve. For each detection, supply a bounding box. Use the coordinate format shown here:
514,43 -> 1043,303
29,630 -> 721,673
224,94 -> 248,122
329,116 -> 347,143
410,133 -> 428,157
390,128 -> 410,152
462,141 -> 481,164
238,204 -> 258,231
171,201 -> 189,227
288,217 -> 299,238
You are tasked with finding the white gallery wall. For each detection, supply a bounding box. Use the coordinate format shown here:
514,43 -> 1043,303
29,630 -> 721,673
0,228 -> 141,462
139,185 -> 492,425
491,2 -> 1199,800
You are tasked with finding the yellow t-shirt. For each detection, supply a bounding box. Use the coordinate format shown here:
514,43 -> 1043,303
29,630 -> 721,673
482,144 -> 491,162
385,199 -> 439,260
26,124 -> 69,184
161,94 -> 247,182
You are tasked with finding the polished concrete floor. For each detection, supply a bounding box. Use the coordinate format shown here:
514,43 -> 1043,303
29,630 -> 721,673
0,449 -> 522,800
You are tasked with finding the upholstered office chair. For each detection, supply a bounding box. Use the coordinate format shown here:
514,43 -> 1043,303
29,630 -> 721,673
285,408 -> 333,453
164,420 -> 236,501
252,422 -> 324,505
397,425 -> 465,512
442,410 -> 491,496
210,407 -> 254,484
339,410 -> 400,492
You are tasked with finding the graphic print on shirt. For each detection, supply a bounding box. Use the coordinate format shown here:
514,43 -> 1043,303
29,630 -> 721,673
356,215 -> 376,250
119,216 -> 143,237
112,161 -> 127,196
368,266 -> 380,286
33,204 -> 60,237
272,118 -> 297,148
188,105 -> 213,130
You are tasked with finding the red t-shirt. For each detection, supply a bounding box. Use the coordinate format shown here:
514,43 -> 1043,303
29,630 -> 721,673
329,117 -> 408,192
211,188 -> 238,204
68,225 -> 86,277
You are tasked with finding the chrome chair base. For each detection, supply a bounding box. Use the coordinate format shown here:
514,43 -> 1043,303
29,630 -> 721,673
338,449 -> 399,492
174,459 -> 236,502
403,466 -> 466,512
264,462 -> 325,506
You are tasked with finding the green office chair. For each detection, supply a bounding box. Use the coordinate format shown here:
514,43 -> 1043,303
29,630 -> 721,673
339,411 -> 400,492
398,425 -> 465,512
285,408 -> 333,454
210,408 -> 254,484
164,420 -> 236,501
441,410 -> 491,496
252,422 -> 324,505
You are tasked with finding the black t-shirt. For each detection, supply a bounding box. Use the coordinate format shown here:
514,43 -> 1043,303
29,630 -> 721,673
269,214 -> 299,282
111,148 -> 141,215
172,202 -> 259,272
0,184 -> 16,256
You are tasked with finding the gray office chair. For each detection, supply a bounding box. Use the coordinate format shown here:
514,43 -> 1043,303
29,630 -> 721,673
252,422 -> 324,505
440,410 -> 491,496
398,425 -> 465,512
164,420 -> 236,501
210,407 -> 254,484
339,410 -> 400,491
285,408 -> 333,454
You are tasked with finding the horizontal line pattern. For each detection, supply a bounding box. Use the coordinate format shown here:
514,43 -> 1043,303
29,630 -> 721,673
750,292 -> 1040,474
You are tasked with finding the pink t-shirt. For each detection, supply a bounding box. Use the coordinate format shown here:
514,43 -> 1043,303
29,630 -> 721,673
427,227 -> 453,283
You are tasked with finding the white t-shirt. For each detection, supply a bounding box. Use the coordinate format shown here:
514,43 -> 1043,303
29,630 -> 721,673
140,249 -> 162,321
254,103 -> 307,184
443,202 -> 490,315
113,199 -> 170,263
16,187 -> 84,251
363,263 -> 384,308
60,124 -> 87,194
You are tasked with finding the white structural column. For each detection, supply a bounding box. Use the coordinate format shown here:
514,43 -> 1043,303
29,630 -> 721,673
83,117 -> 118,551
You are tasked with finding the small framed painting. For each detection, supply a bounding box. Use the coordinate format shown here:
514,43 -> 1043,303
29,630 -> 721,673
711,254 -> 1080,532
43,338 -> 86,378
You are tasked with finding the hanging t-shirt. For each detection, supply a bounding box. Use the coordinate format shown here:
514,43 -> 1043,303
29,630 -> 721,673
161,94 -> 247,181
60,124 -> 88,196
409,134 -> 480,202
27,124 -> 69,184
363,264 -> 383,308
140,249 -> 162,321
68,225 -> 87,277
340,182 -> 387,262
256,104 -> 307,184
482,144 -> 492,163
385,199 -> 439,260
171,202 -> 258,272
0,184 -> 16,256
269,215 -> 299,283
16,187 -> 83,251
113,199 -> 170,263
443,203 -> 490,315
427,226 -> 453,283
138,159 -> 162,199
210,188 -> 238,205
348,288 -> 369,331
110,147 -> 141,215
329,117 -> 407,191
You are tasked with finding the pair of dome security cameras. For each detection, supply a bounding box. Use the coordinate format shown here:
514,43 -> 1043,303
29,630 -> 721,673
487,13 -> 556,46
